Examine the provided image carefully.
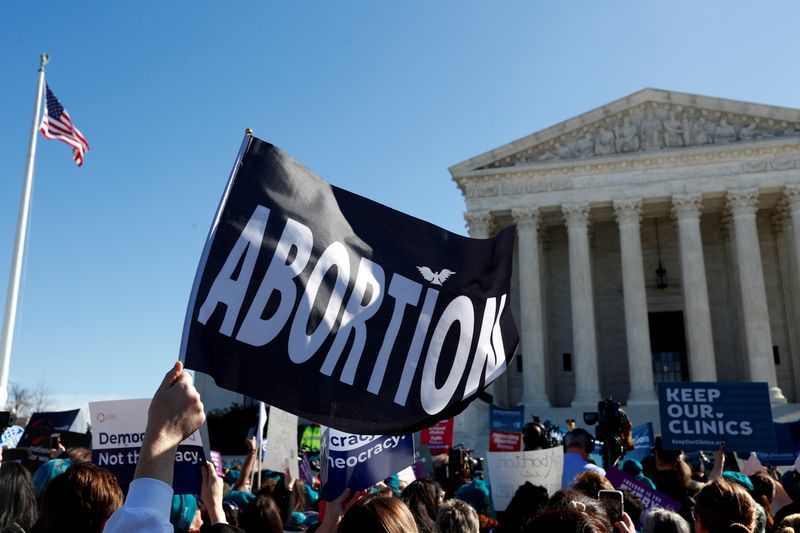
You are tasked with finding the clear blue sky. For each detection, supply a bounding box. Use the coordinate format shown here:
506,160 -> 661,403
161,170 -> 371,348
2,1 -> 800,410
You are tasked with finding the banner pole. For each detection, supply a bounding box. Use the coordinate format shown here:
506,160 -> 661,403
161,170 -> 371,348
178,128 -> 253,364
0,54 -> 49,408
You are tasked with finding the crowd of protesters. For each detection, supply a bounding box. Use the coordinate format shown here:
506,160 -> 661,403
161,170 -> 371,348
2,362 -> 800,533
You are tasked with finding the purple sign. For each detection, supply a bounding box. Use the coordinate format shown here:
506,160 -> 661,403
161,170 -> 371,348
605,467 -> 681,516
210,451 -> 224,476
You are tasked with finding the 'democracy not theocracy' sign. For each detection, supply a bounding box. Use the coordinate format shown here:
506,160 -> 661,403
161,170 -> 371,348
658,382 -> 776,453
181,137 -> 519,435
320,428 -> 414,500
89,399 -> 205,494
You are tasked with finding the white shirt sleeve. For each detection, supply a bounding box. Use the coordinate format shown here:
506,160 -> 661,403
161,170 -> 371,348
103,478 -> 174,533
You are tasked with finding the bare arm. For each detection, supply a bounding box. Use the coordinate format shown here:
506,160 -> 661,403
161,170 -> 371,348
233,437 -> 257,492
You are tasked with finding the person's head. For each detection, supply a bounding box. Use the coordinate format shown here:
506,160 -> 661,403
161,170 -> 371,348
291,479 -> 307,512
750,471 -> 776,532
338,492 -> 419,533
653,438 -> 683,469
501,481 -> 549,529
170,494 -> 199,533
401,479 -> 441,533
32,458 -> 72,500
546,491 -> 611,525
59,447 -> 92,464
694,477 -> 757,533
436,499 -> 479,533
239,493 -> 284,533
642,507 -> 690,533
777,513 -> 800,533
621,489 -> 644,529
455,478 -> 492,516
564,429 -> 594,459
0,462 -> 38,531
40,462 -> 123,533
524,504 -> 611,533
572,471 -> 613,499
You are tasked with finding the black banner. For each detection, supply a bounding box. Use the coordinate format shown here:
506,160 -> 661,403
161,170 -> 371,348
182,137 -> 518,435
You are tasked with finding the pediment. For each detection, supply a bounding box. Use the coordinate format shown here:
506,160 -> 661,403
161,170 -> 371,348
450,88 -> 800,175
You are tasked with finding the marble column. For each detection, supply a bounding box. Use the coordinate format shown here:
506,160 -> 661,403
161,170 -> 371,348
786,185 -> 800,308
613,198 -> 657,405
774,207 -> 800,400
726,189 -> 786,403
784,186 -> 800,401
512,208 -> 550,407
671,193 -> 717,381
562,203 -> 601,407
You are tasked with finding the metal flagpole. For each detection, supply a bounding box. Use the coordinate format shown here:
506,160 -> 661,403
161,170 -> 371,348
0,54 -> 49,408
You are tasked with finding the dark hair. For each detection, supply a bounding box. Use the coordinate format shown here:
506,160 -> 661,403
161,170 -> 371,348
239,494 -> 283,533
523,507 -> 610,533
694,478 -> 757,533
401,479 -> 440,533
750,471 -> 776,532
621,489 -> 644,530
0,462 -> 38,531
41,462 -> 123,533
572,471 -> 613,499
495,482 -> 548,533
59,447 -> 92,464
564,429 -> 594,453
338,492 -> 419,533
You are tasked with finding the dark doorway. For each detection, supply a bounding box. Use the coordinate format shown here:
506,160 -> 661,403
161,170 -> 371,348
648,311 -> 689,382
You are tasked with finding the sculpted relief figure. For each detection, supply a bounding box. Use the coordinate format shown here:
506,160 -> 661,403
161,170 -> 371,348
615,116 -> 640,153
555,141 -> 573,159
641,108 -> 663,149
738,123 -> 756,141
575,132 -> 594,157
714,119 -> 736,143
662,110 -> 686,147
690,117 -> 711,145
594,126 -> 615,155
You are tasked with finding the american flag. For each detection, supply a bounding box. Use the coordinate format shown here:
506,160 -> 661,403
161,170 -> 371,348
39,85 -> 90,166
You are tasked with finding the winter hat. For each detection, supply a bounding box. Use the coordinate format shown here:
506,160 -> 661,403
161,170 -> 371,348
722,471 -> 754,493
170,494 -> 198,532
32,458 -> 72,498
225,489 -> 256,508
456,478 -> 492,515
621,458 -> 656,490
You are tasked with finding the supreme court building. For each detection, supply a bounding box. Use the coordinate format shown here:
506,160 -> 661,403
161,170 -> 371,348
450,89 -> 800,451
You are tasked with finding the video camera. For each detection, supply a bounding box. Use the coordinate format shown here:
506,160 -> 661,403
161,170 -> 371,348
583,399 -> 634,470
523,416 -> 563,451
446,445 -> 484,483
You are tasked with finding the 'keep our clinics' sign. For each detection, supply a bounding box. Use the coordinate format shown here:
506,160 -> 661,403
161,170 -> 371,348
658,382 -> 776,453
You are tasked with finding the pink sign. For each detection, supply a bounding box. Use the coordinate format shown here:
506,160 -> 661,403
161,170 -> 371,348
489,430 -> 522,452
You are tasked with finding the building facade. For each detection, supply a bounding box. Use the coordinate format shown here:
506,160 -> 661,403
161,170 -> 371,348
450,89 -> 800,451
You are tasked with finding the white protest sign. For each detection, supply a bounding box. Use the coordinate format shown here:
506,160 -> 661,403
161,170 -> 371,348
89,399 -> 205,493
263,406 -> 299,480
487,447 -> 563,511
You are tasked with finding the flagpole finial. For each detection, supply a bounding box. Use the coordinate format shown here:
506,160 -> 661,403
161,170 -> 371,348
39,54 -> 50,70
245,128 -> 253,135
